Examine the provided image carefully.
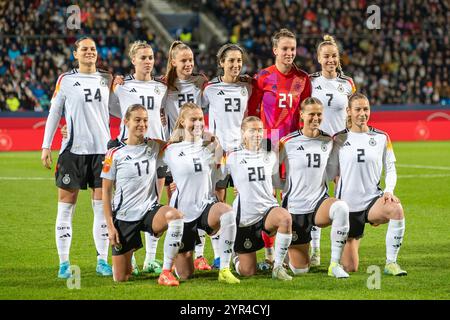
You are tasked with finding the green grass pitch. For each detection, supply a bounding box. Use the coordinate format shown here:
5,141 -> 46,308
0,141 -> 449,300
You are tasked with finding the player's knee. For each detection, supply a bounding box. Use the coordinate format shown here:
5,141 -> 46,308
329,201 -> 349,224
113,272 -> 128,282
237,265 -> 256,277
165,209 -> 183,221
386,203 -> 404,220
342,262 -> 358,273
278,211 -> 292,231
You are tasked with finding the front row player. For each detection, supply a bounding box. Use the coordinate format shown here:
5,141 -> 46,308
226,116 -> 293,281
102,104 -> 184,285
161,103 -> 240,284
279,97 -> 350,278
329,93 -> 407,276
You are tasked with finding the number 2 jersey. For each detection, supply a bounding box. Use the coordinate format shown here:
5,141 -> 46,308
247,64 -> 311,141
100,139 -> 162,222
280,130 -> 333,215
329,127 -> 397,212
225,147 -> 279,227
310,72 -> 356,136
110,74 -> 167,141
202,76 -> 252,152
161,140 -> 217,222
42,68 -> 112,154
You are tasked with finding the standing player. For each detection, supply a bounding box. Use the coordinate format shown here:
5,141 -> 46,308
102,104 -> 183,285
41,37 -> 113,278
247,28 -> 311,265
163,41 -> 213,271
162,103 -> 240,284
226,116 -> 293,281
329,93 -> 407,276
280,98 -> 350,278
308,35 -> 356,267
202,43 -> 252,202
108,41 -> 168,276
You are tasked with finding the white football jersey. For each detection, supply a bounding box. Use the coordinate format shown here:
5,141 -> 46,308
310,72 -> 356,135
202,77 -> 252,152
110,75 -> 167,141
42,69 -> 112,154
165,74 -> 207,137
100,139 -> 161,222
225,147 -> 279,227
329,127 -> 397,212
162,140 -> 217,222
280,130 -> 333,215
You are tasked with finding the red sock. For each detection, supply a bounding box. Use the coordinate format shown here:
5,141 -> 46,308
262,231 -> 274,248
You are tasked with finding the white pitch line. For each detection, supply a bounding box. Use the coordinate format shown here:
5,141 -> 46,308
397,164 -> 450,171
397,174 -> 450,179
0,177 -> 53,181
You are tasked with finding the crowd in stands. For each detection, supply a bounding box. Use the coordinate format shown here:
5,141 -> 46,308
0,0 -> 163,112
203,0 -> 449,105
1,0 -> 449,111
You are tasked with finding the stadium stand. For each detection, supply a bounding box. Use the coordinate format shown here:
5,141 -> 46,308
0,0 -> 163,112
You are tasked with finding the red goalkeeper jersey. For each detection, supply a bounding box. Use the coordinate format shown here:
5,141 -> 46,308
248,64 -> 311,142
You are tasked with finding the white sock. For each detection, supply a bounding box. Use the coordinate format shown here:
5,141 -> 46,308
273,232 -> 292,269
144,233 -> 160,262
289,262 -> 309,275
218,211 -> 236,270
55,202 -> 75,264
211,234 -> 221,260
329,201 -> 350,263
195,228 -> 207,259
92,200 -> 109,262
386,218 -> 405,264
163,219 -> 183,270
265,247 -> 274,262
311,226 -> 321,253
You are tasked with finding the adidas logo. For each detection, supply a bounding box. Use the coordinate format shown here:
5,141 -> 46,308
129,88 -> 137,92
73,82 -> 81,86
315,85 -> 322,90
124,155 -> 132,161
343,141 -> 351,146
178,151 -> 186,157
59,233 -> 71,239
297,146 -> 304,151
239,159 -> 247,164
217,90 -> 225,95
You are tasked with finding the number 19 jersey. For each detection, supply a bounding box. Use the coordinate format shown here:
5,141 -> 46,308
280,130 -> 333,215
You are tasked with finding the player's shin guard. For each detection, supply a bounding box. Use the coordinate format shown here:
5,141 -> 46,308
386,218 -> 405,264
311,227 -> 321,253
218,211 -> 236,269
163,219 -> 183,270
329,201 -> 350,263
144,232 -> 160,262
273,232 -> 292,269
195,228 -> 207,258
92,200 -> 109,262
262,232 -> 274,262
55,202 -> 75,263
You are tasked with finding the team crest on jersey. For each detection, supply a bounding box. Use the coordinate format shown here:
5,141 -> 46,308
369,138 -> 377,146
337,84 -> 344,93
62,174 -> 71,185
241,88 -> 247,96
244,238 -> 252,249
154,87 -> 161,95
292,231 -> 298,242
321,142 -> 328,152
100,78 -> 108,87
